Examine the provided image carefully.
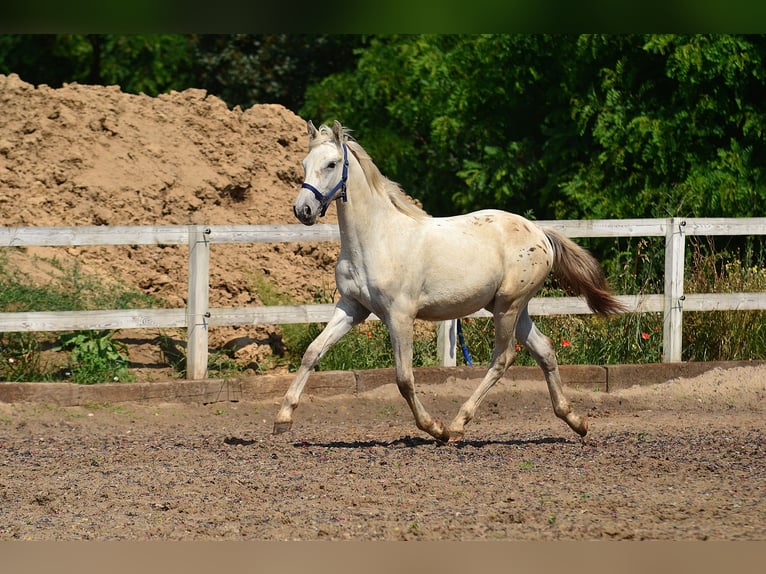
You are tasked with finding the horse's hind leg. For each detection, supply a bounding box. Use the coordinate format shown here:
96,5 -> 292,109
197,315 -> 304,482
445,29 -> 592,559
515,308 -> 588,437
274,298 -> 369,434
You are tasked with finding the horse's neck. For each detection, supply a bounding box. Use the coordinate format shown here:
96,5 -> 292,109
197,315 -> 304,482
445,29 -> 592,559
336,169 -> 406,253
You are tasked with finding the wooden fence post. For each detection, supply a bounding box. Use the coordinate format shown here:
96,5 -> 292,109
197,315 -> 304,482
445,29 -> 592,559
663,218 -> 686,363
187,225 -> 210,379
437,319 -> 457,367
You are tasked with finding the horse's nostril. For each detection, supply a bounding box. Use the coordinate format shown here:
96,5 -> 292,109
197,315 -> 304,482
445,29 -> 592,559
293,203 -> 313,223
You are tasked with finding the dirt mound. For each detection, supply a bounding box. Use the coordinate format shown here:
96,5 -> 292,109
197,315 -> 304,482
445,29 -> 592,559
0,73 -> 340,374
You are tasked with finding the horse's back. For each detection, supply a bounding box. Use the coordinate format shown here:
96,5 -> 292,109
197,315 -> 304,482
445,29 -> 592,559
427,209 -> 548,253
405,209 -> 552,320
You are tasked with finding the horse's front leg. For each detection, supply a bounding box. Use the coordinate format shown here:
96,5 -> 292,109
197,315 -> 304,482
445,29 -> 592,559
273,298 -> 369,434
388,315 -> 451,442
446,302 -> 521,442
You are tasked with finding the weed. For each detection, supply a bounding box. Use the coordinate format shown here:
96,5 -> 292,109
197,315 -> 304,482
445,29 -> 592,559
0,255 -> 160,383
380,405 -> 399,417
156,334 -> 187,372
55,330 -> 133,385
1,332 -> 56,382
207,350 -> 244,378
457,239 -> 766,366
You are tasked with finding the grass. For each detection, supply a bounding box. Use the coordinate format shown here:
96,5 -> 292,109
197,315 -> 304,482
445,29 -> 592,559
0,253 -> 159,312
0,253 -> 163,383
288,320 -> 439,371
682,240 -> 766,361
246,268 -> 315,372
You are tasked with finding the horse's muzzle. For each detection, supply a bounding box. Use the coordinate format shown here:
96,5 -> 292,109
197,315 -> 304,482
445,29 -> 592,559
293,203 -> 316,226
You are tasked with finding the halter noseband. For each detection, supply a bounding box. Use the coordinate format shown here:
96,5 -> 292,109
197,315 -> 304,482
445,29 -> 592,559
300,143 -> 349,217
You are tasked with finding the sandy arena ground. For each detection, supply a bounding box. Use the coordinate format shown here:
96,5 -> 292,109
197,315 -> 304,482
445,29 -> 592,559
1,364 -> 764,541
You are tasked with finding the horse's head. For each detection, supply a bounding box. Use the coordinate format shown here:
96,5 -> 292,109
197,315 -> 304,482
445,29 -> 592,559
293,120 -> 349,225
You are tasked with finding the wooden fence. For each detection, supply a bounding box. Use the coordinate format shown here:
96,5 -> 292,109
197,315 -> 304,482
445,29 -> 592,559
2,217 -> 765,379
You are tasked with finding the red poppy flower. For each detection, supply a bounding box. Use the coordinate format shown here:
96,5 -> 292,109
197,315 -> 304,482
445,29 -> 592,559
641,332 -> 650,340
561,339 -> 571,347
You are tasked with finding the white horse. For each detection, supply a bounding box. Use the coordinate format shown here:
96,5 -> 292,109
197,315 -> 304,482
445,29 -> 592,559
274,120 -> 624,442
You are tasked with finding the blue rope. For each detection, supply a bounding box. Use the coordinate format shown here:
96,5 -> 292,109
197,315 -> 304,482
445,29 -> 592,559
456,319 -> 473,366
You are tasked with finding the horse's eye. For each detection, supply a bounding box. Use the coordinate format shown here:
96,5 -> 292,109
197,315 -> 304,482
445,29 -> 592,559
327,161 -> 337,170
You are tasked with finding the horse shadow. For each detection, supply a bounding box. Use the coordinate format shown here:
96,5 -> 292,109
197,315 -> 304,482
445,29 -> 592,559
223,435 -> 571,449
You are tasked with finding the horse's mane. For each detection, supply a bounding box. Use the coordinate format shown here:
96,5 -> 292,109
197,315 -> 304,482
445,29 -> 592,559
311,124 -> 431,220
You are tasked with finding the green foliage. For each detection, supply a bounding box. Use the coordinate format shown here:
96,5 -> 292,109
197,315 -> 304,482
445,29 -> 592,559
458,312 -> 663,367
0,255 -> 160,313
97,35 -> 195,96
0,34 -> 194,96
207,349 -> 246,378
55,330 -> 133,385
457,242 -> 766,366
0,332 -> 54,382
191,34 -> 369,110
0,34 -> 366,111
303,34 -> 766,225
561,34 -> 766,221
244,268 -> 439,372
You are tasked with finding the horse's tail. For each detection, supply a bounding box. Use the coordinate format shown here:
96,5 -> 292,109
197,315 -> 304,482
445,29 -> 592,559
543,228 -> 626,316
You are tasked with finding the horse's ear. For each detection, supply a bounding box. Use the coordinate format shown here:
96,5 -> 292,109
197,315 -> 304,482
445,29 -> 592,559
307,120 -> 318,140
331,120 -> 344,144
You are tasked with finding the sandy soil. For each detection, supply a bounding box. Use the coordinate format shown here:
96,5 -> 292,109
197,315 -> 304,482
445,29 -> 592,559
0,73 -> 339,376
1,364 -> 764,541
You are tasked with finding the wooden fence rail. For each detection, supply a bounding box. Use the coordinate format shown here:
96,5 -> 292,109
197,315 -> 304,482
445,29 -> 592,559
2,218 -> 765,379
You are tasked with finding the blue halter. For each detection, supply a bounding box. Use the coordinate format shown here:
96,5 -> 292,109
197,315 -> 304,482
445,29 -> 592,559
300,143 -> 349,217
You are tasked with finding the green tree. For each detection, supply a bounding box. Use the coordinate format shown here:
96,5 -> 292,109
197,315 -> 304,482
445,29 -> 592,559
303,34 -> 584,217
302,34 -> 766,221
190,34 -> 369,111
563,34 -> 766,220
0,35 -> 94,86
0,34 -> 367,112
0,34 -> 194,95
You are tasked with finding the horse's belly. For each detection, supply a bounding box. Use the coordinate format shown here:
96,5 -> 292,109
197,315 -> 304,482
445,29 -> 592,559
416,304 -> 486,322
415,282 -> 496,322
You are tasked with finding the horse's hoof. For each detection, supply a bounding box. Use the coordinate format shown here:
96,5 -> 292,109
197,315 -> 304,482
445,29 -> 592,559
447,432 -> 464,444
431,420 -> 452,443
567,415 -> 588,437
273,421 -> 293,435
